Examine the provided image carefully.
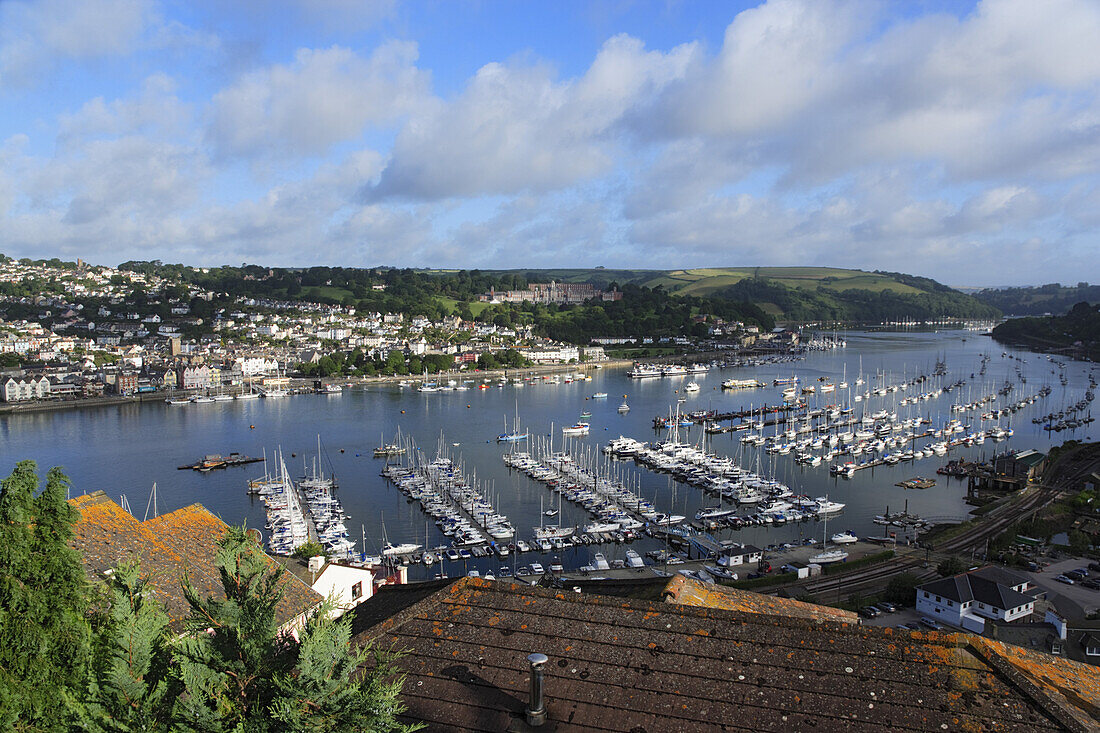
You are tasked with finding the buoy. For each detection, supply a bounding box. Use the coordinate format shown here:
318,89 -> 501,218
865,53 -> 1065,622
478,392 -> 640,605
340,449 -> 344,453
291,453 -> 296,458
249,424 -> 255,429
401,410 -> 405,414
467,405 -> 471,408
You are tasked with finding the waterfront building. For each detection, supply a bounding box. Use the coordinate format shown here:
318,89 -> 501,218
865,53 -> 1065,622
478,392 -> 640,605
176,364 -> 212,390
1,375 -> 51,401
916,566 -> 1035,633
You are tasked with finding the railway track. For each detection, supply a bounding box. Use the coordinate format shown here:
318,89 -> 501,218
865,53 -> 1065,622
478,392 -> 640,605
784,442 -> 1098,600
797,485 -> 1063,598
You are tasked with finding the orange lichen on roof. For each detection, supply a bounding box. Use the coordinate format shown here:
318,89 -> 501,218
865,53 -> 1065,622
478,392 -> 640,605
663,576 -> 860,624
68,491 -> 322,632
969,636 -> 1100,725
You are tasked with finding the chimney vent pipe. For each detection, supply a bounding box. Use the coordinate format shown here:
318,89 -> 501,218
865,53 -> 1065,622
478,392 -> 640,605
525,652 -> 548,726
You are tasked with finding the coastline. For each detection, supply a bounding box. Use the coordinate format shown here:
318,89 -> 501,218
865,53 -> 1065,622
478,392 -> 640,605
0,359 -> 638,418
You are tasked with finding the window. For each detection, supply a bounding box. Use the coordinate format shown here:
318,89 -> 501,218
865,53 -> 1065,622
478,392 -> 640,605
351,581 -> 362,600
923,591 -> 929,598
947,600 -> 953,607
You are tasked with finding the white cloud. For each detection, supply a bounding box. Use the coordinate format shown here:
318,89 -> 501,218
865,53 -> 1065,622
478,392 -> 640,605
0,0 -> 153,87
371,34 -> 696,200
3,0 -> 1100,285
207,42 -> 430,159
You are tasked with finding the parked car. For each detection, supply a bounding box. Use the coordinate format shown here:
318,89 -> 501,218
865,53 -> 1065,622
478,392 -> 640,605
877,601 -> 898,613
1054,574 -> 1075,585
1065,570 -> 1086,581
919,617 -> 943,630
1080,578 -> 1100,590
895,624 -> 912,631
859,606 -> 881,619
1074,567 -> 1091,577
905,621 -> 922,631
1088,562 -> 1100,572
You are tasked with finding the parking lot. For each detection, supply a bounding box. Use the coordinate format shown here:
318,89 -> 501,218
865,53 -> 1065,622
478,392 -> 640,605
1021,557 -> 1100,616
858,555 -> 1100,632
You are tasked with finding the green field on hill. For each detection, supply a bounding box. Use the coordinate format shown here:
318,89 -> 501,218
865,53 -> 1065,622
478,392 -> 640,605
471,266 -> 925,297
637,268 -> 924,296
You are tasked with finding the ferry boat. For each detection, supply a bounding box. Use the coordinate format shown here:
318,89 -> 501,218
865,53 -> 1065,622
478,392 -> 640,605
722,378 -> 765,389
773,376 -> 799,386
629,364 -> 661,378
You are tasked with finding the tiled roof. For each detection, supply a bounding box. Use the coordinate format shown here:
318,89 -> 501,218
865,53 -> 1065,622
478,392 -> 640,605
919,567 -> 1034,611
664,575 -> 860,623
354,577 -> 1097,731
971,565 -> 1030,588
69,491 -> 322,632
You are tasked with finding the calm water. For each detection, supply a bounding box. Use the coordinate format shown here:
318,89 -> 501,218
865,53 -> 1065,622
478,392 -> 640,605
3,329 -> 1095,577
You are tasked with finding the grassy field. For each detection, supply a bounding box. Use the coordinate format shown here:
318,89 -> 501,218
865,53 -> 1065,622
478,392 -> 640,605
434,296 -> 491,316
636,268 -> 923,296
303,285 -> 354,301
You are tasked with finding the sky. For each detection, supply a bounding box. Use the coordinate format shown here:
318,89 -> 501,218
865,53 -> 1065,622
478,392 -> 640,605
1,0 -> 1098,286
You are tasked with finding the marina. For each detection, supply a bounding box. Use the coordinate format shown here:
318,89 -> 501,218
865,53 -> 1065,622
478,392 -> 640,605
3,328 -> 1096,579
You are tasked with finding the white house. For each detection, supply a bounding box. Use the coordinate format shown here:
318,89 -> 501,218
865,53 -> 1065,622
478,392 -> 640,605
916,567 -> 1034,633
2,375 -> 51,402
303,558 -> 377,617
716,544 -> 763,568
519,345 -> 580,363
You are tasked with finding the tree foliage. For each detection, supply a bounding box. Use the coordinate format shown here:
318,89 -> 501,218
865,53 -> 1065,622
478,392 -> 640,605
884,572 -> 921,606
81,560 -> 177,732
0,462 -> 417,732
936,556 -> 967,577
0,461 -> 91,731
173,527 -> 418,732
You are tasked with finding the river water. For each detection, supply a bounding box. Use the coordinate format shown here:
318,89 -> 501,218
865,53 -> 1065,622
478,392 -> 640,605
2,329 -> 1094,577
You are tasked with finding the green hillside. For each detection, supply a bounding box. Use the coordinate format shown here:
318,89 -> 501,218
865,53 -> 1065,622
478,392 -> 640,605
471,266 -> 992,322
638,267 -> 924,296
473,266 -> 925,296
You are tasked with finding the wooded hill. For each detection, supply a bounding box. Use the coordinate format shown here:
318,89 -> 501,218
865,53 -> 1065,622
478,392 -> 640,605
472,266 -> 1000,322
115,261 -> 998,344
992,301 -> 1100,358
975,282 -> 1100,316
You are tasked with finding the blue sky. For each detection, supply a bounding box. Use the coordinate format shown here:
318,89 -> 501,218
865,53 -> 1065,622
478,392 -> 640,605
1,0 -> 1098,286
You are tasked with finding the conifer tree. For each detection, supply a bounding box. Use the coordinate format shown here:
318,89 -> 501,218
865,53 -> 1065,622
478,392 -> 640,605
80,560 -> 177,732
173,526 -> 418,732
0,462 -> 90,730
